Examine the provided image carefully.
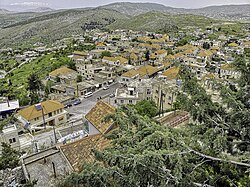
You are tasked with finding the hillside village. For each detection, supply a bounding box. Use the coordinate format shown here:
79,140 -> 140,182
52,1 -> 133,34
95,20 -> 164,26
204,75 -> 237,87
0,21 -> 250,186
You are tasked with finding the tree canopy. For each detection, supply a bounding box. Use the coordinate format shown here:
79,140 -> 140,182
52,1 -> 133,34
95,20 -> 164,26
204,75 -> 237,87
60,56 -> 250,187
0,142 -> 21,170
101,51 -> 112,58
133,100 -> 158,118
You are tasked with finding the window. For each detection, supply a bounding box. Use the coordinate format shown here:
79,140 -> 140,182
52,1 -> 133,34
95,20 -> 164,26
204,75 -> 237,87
48,112 -> 52,117
169,96 -> 172,100
54,111 -> 57,115
9,138 -> 16,144
121,100 -> 124,104
58,117 -> 64,121
147,89 -> 151,95
129,100 -> 133,104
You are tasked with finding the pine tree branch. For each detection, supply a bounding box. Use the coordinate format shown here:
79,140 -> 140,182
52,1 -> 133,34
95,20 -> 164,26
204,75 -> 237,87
190,159 -> 211,174
188,148 -> 250,167
193,182 -> 214,187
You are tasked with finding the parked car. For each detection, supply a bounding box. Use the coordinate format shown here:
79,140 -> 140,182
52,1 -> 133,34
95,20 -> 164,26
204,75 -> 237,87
84,92 -> 93,98
64,103 -> 72,108
73,99 -> 81,105
109,93 -> 115,98
103,86 -> 109,90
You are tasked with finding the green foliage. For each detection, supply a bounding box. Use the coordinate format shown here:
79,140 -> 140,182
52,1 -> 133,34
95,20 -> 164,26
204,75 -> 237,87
244,48 -> 250,56
0,142 -> 21,170
1,53 -> 71,106
27,73 -> 42,92
176,38 -> 188,47
203,42 -> 210,49
61,102 -> 250,186
101,51 -> 112,58
22,180 -> 38,187
74,44 -> 96,52
0,115 -> 16,132
76,75 -> 82,83
61,56 -> 250,187
165,48 -> 174,55
133,100 -> 158,118
67,61 -> 76,71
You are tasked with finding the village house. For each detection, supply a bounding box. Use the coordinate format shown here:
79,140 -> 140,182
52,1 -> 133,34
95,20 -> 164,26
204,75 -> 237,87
0,124 -> 20,153
102,56 -> 128,66
119,69 -> 139,85
85,101 -> 116,135
115,79 -> 153,105
94,70 -> 116,86
65,80 -> 97,96
0,98 -> 19,119
136,65 -> 162,78
49,67 -> 78,85
75,59 -> 106,79
217,63 -> 241,79
60,134 -> 109,172
59,101 -> 114,172
152,67 -> 181,110
16,100 -> 68,132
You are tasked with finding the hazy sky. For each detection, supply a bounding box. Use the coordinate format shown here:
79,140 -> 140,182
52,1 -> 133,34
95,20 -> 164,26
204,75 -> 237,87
1,0 -> 250,9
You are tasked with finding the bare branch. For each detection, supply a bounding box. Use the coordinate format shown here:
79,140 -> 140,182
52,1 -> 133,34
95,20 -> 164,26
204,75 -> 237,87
188,148 -> 250,168
193,182 -> 214,187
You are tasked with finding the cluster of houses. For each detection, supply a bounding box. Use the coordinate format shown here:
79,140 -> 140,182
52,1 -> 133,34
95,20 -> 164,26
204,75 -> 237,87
0,28 -> 249,186
44,28 -> 250,109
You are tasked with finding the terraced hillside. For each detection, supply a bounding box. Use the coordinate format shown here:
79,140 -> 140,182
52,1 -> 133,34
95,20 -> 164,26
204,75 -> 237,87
1,2 -> 248,48
0,8 -> 129,48
108,11 -> 218,33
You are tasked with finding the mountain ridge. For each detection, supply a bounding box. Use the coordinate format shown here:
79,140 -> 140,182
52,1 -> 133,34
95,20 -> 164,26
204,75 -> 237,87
0,2 -> 249,48
102,2 -> 250,20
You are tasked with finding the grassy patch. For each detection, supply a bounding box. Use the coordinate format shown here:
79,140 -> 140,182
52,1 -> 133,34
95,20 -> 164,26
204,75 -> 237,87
2,53 -> 71,105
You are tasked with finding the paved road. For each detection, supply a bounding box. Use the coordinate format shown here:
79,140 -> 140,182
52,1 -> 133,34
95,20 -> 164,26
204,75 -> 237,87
31,83 -> 120,152
65,82 -> 120,118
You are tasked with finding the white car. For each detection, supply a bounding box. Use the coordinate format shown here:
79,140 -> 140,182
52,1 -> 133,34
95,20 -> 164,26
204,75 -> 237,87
84,92 -> 93,98
103,86 -> 109,90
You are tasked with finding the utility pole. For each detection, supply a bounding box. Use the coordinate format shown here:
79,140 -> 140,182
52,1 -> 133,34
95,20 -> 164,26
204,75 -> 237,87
71,121 -> 73,134
52,162 -> 56,178
53,125 -> 57,144
41,104 -> 46,129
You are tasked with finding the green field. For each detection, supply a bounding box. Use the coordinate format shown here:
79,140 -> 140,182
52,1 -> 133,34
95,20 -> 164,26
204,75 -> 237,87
1,53 -> 71,105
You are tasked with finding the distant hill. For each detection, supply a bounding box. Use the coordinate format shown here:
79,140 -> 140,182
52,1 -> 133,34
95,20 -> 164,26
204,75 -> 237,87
25,7 -> 54,13
0,8 -> 11,14
0,8 -> 129,48
189,4 -> 250,21
103,2 -> 250,21
0,2 -> 249,48
108,11 -> 217,33
101,2 -> 182,16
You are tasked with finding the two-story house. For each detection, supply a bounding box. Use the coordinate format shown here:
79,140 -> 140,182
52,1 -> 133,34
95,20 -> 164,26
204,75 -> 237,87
16,100 -> 68,132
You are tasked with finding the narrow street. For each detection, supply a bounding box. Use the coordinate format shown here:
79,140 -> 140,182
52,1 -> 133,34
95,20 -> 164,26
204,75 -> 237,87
65,82 -> 120,118
32,82 -> 120,150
